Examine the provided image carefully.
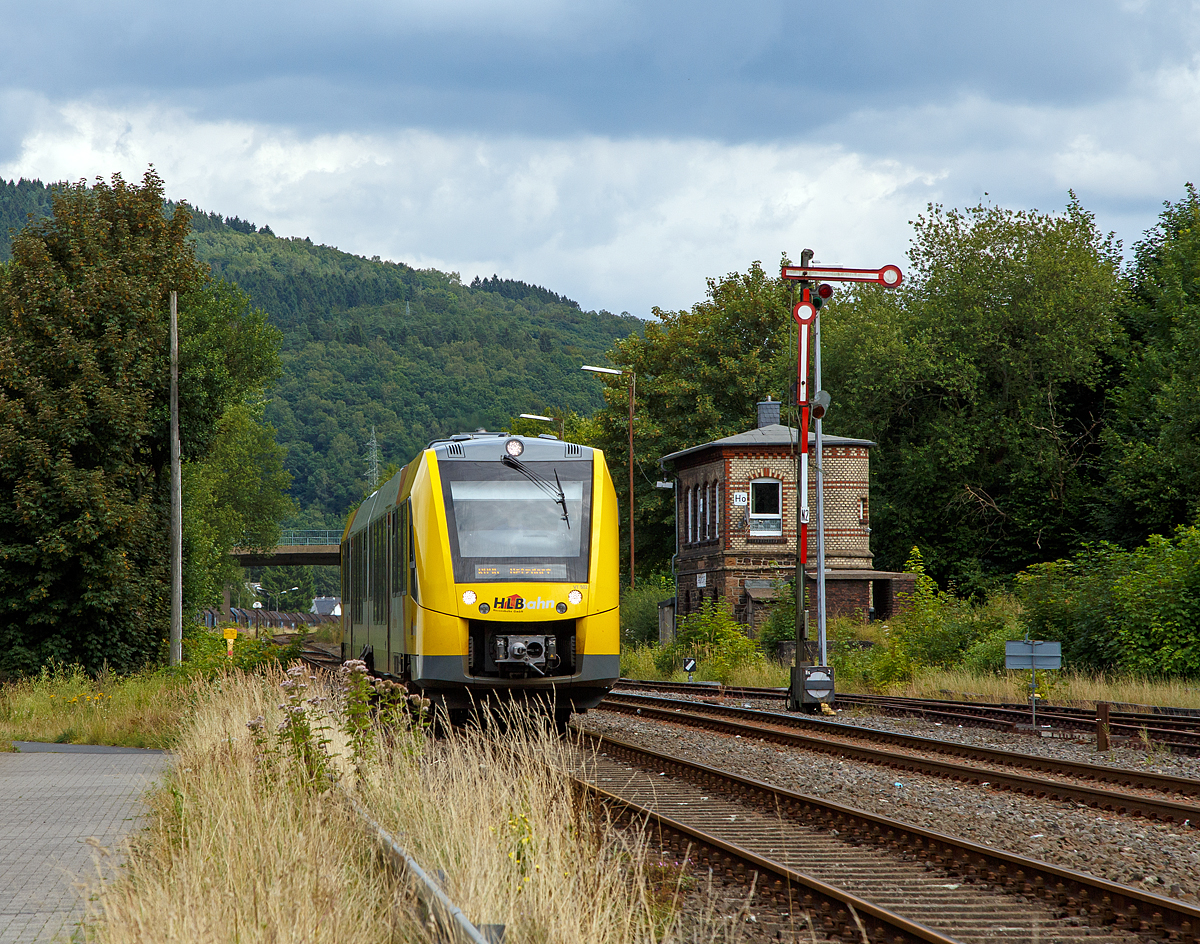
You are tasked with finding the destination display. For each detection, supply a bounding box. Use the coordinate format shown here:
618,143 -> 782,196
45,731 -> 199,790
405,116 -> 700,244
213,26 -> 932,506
474,564 -> 569,580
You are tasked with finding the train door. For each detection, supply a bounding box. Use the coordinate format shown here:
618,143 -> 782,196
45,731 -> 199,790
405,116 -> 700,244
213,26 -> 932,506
368,517 -> 389,663
350,530 -> 367,663
389,507 -> 402,675
406,499 -> 418,657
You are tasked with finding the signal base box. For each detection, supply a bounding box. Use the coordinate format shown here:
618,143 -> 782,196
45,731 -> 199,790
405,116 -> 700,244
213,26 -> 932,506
789,665 -> 835,711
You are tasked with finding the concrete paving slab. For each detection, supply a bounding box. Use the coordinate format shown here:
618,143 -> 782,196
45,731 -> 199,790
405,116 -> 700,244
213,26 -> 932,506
0,744 -> 171,943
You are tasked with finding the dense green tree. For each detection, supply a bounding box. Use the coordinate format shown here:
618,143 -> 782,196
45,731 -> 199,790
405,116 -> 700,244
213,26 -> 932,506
0,172 -> 293,673
183,402 -> 295,612
1099,184 -> 1200,543
822,198 -> 1125,591
0,171 -> 207,673
256,564 -> 317,613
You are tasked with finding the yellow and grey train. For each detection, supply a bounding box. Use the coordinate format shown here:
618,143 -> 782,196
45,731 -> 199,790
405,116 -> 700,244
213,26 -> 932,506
340,431 -> 620,721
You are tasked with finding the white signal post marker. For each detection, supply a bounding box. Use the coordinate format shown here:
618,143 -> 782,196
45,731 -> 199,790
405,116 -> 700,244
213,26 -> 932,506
781,258 -> 903,675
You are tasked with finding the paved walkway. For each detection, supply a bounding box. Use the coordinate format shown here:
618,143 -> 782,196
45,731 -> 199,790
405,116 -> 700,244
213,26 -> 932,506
0,743 -> 171,943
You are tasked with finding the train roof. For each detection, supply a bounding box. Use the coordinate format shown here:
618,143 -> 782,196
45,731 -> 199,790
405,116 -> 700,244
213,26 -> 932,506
426,432 -> 593,464
345,433 -> 595,539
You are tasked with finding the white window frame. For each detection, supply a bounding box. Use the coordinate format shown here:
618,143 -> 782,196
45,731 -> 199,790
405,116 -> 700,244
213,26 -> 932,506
749,477 -> 783,536
715,483 -> 721,538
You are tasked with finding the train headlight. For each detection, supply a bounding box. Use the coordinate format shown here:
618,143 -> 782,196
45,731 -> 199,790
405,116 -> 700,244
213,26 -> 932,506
556,602 -> 568,614
462,590 -> 477,605
479,602 -> 490,614
568,590 -> 582,605
505,438 -> 524,457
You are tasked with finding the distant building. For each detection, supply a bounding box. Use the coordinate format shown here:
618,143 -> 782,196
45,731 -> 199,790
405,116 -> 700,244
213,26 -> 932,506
659,399 -> 914,640
311,596 -> 342,618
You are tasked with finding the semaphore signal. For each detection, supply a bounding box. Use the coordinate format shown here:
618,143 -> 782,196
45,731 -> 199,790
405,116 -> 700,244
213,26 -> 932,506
781,252 -> 903,708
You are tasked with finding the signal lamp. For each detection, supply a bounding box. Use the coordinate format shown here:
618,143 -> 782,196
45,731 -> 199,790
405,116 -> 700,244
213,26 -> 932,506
817,283 -> 833,299
505,438 -> 524,457
811,390 -> 831,420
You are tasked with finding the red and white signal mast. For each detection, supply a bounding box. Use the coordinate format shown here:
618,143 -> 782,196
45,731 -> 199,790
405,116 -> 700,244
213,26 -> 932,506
781,251 -> 903,710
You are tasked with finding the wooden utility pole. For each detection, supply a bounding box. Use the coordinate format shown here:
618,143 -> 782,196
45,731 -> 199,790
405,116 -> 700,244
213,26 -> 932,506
170,291 -> 182,665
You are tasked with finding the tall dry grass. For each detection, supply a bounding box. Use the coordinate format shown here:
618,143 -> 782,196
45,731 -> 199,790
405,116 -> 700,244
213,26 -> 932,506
364,707 -> 670,944
893,666 -> 1200,710
85,668 -> 735,944
84,666 -> 394,944
0,663 -> 198,748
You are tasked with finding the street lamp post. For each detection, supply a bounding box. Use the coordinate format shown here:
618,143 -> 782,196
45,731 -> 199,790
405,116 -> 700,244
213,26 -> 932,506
582,365 -> 635,588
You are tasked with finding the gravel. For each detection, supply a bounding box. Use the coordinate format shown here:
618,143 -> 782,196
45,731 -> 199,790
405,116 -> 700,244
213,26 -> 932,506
582,704 -> 1200,905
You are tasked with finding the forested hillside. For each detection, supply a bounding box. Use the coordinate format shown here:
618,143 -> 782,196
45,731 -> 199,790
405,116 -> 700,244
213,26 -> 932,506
1,180 -> 642,528
0,179 -> 57,262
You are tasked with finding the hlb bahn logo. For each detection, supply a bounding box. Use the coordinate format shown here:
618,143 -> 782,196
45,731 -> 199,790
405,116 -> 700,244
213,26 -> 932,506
493,594 -> 558,611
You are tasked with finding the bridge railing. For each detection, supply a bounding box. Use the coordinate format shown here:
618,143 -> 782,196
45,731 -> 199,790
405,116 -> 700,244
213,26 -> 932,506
277,529 -> 343,546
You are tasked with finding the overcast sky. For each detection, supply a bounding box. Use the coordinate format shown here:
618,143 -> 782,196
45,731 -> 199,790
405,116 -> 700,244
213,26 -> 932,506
3,0 -> 1199,314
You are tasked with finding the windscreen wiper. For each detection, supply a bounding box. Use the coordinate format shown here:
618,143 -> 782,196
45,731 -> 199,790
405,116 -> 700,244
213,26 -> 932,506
501,455 -> 570,529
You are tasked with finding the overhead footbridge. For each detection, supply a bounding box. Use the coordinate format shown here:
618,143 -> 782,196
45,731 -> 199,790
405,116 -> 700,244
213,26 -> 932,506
230,530 -> 341,567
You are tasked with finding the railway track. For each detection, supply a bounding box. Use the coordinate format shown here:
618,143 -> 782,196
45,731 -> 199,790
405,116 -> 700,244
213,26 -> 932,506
576,728 -> 1200,944
612,679 -> 1200,754
598,691 -> 1200,825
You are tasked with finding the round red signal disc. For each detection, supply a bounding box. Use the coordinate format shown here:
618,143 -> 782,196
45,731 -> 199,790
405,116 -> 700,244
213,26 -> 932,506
878,265 -> 903,287
793,300 -> 817,324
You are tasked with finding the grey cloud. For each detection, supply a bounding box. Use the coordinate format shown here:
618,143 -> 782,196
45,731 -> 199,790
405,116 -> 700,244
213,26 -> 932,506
3,0 -> 1196,142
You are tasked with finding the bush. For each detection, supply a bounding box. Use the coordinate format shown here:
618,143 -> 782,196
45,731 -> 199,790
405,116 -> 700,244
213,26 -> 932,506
757,580 -> 801,655
1017,543 -> 1126,671
1113,527 -> 1200,677
655,600 -> 763,684
1017,526 -> 1200,678
619,645 -> 659,680
855,548 -> 1023,686
619,574 -> 674,646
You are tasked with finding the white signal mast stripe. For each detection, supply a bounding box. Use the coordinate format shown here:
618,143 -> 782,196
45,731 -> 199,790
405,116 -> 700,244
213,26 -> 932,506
781,264 -> 903,286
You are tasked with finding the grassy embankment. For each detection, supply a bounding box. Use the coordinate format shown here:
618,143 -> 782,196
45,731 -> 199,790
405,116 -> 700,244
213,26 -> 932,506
622,617 -> 1200,711
82,666 -> 709,944
0,628 -> 297,749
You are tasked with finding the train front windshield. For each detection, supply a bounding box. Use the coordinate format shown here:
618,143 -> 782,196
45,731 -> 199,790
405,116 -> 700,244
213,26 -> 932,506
440,461 -> 593,583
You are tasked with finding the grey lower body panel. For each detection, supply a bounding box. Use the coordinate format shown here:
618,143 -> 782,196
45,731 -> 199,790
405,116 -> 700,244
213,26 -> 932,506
413,654 -> 620,712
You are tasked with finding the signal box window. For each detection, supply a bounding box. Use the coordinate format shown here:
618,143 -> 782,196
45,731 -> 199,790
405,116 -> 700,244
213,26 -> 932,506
749,478 -> 782,535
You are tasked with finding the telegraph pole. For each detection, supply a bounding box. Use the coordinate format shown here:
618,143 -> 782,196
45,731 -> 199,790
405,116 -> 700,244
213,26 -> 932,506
170,291 -> 182,666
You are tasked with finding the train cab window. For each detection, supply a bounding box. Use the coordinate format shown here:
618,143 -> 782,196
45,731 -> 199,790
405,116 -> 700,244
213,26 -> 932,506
439,459 -> 593,583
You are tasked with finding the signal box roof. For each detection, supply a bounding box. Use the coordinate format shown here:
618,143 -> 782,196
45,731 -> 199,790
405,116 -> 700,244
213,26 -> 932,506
659,423 -> 873,468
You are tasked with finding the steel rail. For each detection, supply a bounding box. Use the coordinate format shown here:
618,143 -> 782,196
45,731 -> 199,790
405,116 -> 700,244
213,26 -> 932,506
582,729 -> 1200,944
576,779 -> 962,944
836,694 -> 1200,745
599,693 -> 1200,824
606,691 -> 1200,798
348,796 -> 503,944
614,680 -> 1200,747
